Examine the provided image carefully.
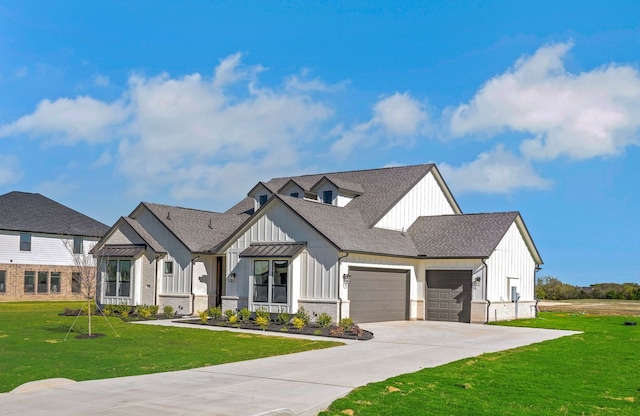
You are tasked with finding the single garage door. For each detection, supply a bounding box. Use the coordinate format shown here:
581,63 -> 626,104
426,270 -> 472,323
349,268 -> 409,323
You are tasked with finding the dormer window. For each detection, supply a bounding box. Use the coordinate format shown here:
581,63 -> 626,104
322,191 -> 333,204
259,195 -> 268,206
290,192 -> 299,198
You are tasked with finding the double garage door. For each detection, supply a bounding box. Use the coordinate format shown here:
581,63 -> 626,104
348,268 -> 472,323
348,268 -> 409,323
426,270 -> 472,323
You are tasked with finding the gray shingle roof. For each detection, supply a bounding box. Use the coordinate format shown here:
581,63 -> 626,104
121,217 -> 167,253
261,164 -> 440,227
0,191 -> 109,237
225,197 -> 255,215
279,195 -> 419,257
142,202 -> 250,253
407,212 -> 519,258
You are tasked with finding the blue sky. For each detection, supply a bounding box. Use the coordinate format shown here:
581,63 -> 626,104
1,1 -> 639,286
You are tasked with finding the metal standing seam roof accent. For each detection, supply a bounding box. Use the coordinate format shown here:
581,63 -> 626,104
94,245 -> 146,257
239,243 -> 307,258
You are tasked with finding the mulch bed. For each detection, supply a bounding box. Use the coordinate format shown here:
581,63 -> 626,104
178,318 -> 374,341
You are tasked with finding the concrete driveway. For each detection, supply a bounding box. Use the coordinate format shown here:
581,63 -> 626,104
0,320 -> 578,416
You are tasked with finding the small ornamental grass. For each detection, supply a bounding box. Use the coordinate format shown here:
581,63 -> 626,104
238,308 -> 251,322
162,305 -> 174,318
209,306 -> 222,319
198,310 -> 209,323
255,316 -> 269,330
292,317 -> 306,330
316,312 -> 333,328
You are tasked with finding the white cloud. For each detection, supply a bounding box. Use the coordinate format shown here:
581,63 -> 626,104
0,96 -> 128,144
94,74 -> 110,87
331,92 -> 429,156
92,152 -> 112,167
439,145 -> 552,194
449,42 -> 640,160
0,155 -> 22,185
0,53 -> 334,202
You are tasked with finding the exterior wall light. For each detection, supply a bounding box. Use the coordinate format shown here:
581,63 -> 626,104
227,272 -> 236,282
343,273 -> 351,285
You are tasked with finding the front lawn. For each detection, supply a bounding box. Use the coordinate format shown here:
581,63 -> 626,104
321,313 -> 640,415
0,302 -> 341,393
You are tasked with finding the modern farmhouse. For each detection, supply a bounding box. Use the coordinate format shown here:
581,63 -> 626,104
0,191 -> 109,301
93,164 -> 542,323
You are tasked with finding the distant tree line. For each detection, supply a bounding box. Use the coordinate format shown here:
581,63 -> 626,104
536,276 -> 640,300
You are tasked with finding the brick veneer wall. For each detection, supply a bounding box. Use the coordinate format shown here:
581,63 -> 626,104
0,263 -> 95,302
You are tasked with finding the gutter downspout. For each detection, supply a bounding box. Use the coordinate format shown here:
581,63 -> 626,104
190,255 -> 200,316
337,253 -> 349,322
482,258 -> 490,323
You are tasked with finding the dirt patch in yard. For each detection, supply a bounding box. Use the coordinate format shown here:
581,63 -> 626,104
538,299 -> 640,315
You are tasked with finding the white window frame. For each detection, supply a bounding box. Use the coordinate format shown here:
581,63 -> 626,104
251,259 -> 290,308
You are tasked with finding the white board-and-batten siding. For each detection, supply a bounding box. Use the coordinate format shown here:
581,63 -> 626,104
226,203 -> 340,302
375,171 -> 457,231
486,221 -> 536,302
0,230 -> 97,266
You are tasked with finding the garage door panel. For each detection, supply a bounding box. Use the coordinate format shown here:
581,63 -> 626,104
426,270 -> 472,323
349,268 -> 409,323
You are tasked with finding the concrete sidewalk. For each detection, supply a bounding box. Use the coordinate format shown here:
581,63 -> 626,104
0,321 -> 578,416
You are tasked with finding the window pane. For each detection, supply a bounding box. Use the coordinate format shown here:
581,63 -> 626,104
72,272 -> 81,293
272,260 -> 288,303
24,271 -> 35,293
164,261 -> 173,275
38,271 -> 48,293
323,191 -> 332,204
0,270 -> 6,293
20,233 -> 31,251
253,260 -> 269,303
119,260 -> 131,297
259,194 -> 268,206
73,237 -> 83,254
50,272 -> 61,293
290,192 -> 299,198
106,260 -> 117,296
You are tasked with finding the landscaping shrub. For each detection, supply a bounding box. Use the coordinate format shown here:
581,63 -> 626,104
350,324 -> 364,337
295,306 -> 310,325
228,315 -> 238,324
276,308 -> 290,325
119,305 -> 131,319
199,310 -> 209,323
149,305 -> 159,318
224,309 -> 236,320
103,304 -> 117,316
255,316 -> 269,330
292,317 -> 306,330
162,305 -> 174,318
339,317 -> 353,330
316,312 -> 333,328
238,307 -> 251,322
136,305 -> 152,319
329,325 -> 344,336
255,307 -> 271,322
209,306 -> 222,319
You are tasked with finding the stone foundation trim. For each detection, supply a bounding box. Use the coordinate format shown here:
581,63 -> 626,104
470,300 -> 489,324
298,298 -> 340,323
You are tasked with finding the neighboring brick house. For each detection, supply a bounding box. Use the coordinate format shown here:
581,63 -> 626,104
0,191 -> 109,301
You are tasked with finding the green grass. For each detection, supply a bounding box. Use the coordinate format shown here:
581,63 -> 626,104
0,302 -> 341,393
321,313 -> 640,415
